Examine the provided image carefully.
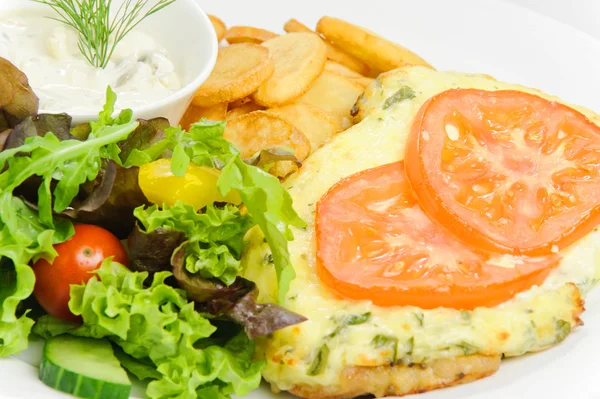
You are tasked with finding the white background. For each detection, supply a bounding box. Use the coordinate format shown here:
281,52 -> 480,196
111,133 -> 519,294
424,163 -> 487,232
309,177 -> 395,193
506,0 -> 600,40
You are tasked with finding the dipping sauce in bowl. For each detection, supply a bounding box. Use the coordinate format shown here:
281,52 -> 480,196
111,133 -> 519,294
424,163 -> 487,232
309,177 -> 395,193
0,11 -> 181,114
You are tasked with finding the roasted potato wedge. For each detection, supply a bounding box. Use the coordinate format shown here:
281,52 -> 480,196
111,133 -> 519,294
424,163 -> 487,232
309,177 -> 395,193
295,72 -> 364,130
253,33 -> 327,107
193,43 -> 274,107
179,103 -> 228,131
283,18 -> 370,75
316,16 -> 433,72
267,103 -> 342,151
225,26 -> 278,44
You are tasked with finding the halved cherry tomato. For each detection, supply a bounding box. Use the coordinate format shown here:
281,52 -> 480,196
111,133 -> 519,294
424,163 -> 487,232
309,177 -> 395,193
405,89 -> 600,256
315,162 -> 559,309
33,224 -> 129,323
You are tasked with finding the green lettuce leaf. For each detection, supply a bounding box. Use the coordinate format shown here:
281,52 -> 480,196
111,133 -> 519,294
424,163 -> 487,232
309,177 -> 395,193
0,316 -> 34,357
134,202 -> 253,285
65,260 -> 263,399
125,120 -> 237,171
112,347 -> 162,381
218,155 -> 306,303
0,87 -> 139,356
128,118 -> 305,302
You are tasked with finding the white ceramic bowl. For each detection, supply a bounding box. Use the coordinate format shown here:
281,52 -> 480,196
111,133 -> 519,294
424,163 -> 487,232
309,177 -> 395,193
0,0 -> 218,126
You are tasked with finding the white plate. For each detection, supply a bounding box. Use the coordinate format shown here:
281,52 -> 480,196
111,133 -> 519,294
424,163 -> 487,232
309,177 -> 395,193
3,0 -> 600,398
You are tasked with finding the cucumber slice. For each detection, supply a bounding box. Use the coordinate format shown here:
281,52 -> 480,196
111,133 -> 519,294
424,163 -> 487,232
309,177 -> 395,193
39,335 -> 131,399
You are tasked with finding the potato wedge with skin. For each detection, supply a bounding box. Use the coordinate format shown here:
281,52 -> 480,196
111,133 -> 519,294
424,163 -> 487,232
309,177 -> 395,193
283,18 -> 370,76
179,103 -> 227,131
267,103 -> 342,151
316,16 -> 433,72
252,33 -> 327,107
295,72 -> 364,130
226,101 -> 264,120
193,43 -> 274,107
225,26 -> 278,44
208,15 -> 227,42
224,111 -> 311,161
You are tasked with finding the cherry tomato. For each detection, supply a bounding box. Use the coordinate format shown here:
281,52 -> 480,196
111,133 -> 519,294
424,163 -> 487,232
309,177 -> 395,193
138,158 -> 241,210
33,224 -> 129,323
405,89 -> 600,256
315,162 -> 559,309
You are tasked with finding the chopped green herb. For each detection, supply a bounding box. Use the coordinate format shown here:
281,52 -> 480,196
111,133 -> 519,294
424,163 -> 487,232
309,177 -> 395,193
371,335 -> 399,361
327,312 -> 371,339
307,344 -> 329,376
345,312 -> 371,325
405,336 -> 414,356
555,320 -> 571,343
460,310 -> 471,322
456,341 -> 478,356
382,86 -> 415,110
414,311 -> 424,327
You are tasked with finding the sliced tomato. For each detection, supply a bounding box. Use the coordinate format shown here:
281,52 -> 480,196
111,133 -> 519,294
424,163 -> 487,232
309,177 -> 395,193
405,89 -> 600,256
315,162 -> 559,309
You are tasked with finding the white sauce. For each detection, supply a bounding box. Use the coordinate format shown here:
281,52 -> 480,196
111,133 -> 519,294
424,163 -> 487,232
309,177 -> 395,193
0,11 -> 181,114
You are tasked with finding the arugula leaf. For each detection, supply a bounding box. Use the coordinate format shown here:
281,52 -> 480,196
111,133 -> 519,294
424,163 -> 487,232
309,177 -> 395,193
135,202 -> 253,285
0,87 -> 139,357
65,260 -> 263,399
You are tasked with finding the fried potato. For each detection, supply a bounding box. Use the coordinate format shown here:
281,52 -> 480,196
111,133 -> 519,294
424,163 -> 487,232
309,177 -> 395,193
228,96 -> 253,109
179,103 -> 227,131
283,18 -> 312,34
267,103 -> 342,151
208,15 -> 227,42
224,26 -> 278,44
283,18 -> 370,75
350,76 -> 374,88
193,43 -> 274,107
252,33 -> 327,107
295,72 -> 364,130
226,101 -> 264,120
316,16 -> 433,72
224,111 -> 311,161
324,60 -> 364,79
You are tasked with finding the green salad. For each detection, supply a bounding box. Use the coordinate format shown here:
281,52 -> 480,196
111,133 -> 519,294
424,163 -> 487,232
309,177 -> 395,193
0,58 -> 306,399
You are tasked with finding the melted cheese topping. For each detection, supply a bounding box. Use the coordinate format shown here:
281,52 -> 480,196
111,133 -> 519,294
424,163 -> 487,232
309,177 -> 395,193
242,67 -> 600,390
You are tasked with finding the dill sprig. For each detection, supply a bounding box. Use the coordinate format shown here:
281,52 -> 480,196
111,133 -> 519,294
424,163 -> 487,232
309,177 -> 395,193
33,0 -> 176,69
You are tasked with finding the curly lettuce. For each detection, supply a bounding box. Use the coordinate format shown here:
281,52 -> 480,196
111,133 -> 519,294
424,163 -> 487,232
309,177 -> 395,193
0,87 -> 139,356
33,260 -> 263,399
135,202 -> 253,285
